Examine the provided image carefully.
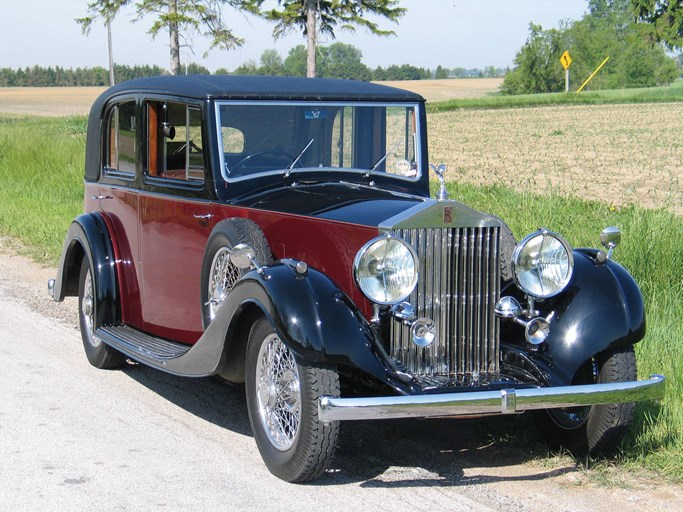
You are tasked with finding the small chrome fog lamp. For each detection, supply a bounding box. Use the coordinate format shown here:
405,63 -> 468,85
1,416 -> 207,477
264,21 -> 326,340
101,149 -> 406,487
411,318 -> 436,347
495,296 -> 550,349
524,317 -> 550,347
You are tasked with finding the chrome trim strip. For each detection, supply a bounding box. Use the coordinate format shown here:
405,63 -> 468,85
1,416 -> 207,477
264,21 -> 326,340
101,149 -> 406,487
318,375 -> 666,422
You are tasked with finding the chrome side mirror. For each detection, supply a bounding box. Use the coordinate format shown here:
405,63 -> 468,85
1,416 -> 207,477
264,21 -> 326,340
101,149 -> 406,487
599,226 -> 621,261
229,244 -> 256,269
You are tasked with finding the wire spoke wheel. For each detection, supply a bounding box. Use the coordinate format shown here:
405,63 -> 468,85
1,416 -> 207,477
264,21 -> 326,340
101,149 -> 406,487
81,266 -> 99,348
245,316 -> 340,482
78,258 -> 124,369
207,247 -> 241,322
255,333 -> 302,451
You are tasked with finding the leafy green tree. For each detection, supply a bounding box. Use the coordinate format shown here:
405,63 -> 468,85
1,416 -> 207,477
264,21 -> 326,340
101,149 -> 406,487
259,49 -> 286,75
434,65 -> 448,79
283,44 -> 307,76
77,0 -> 244,75
632,0 -> 683,48
318,42 -> 371,80
500,23 -> 565,94
242,0 -> 405,78
502,1 -> 677,94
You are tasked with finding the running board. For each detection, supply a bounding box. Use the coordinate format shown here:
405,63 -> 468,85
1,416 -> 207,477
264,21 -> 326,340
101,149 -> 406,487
95,325 -> 225,377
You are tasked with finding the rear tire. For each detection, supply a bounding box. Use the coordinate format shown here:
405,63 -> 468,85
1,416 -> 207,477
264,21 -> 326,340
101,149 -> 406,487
245,316 -> 340,483
533,346 -> 637,455
78,258 -> 125,369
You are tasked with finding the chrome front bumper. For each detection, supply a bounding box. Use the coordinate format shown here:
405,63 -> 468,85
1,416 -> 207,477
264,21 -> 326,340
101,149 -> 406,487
318,374 -> 665,422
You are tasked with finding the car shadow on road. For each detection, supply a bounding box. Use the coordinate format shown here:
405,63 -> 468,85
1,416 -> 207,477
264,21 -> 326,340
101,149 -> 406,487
325,416 -> 577,487
120,361 -> 578,487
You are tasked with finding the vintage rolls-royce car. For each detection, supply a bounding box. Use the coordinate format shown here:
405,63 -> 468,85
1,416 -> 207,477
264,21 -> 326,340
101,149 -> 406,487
49,75 -> 664,482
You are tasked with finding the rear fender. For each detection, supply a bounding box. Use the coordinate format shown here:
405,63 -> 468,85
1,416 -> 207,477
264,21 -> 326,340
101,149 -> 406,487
52,213 -> 119,326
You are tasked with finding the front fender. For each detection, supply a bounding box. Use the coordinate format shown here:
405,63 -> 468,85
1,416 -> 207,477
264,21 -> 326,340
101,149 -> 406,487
209,259 -> 412,393
52,213 -> 118,326
541,248 -> 645,384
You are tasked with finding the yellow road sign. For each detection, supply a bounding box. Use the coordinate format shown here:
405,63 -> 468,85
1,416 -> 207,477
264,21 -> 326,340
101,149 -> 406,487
560,51 -> 572,70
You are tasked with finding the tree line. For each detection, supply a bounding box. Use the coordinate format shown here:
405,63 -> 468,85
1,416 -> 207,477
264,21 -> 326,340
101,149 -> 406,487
0,42 -> 506,87
0,64 -> 167,87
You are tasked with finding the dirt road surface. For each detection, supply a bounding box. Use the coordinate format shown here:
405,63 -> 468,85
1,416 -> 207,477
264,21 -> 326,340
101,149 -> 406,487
1,238 -> 681,511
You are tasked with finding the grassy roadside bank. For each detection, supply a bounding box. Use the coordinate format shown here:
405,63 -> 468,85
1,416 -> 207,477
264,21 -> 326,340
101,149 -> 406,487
0,112 -> 681,480
427,79 -> 683,112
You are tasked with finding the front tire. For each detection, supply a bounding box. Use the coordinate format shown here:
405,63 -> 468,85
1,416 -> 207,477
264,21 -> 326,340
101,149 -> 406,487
78,258 -> 125,369
245,316 -> 340,482
534,346 -> 637,455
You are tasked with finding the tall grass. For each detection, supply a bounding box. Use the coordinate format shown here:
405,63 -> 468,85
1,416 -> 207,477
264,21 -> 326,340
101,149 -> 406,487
445,181 -> 683,478
428,79 -> 683,112
0,115 -> 86,260
0,113 -> 681,479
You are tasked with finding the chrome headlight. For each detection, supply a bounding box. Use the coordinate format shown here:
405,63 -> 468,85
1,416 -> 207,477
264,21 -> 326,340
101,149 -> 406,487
512,229 -> 574,299
354,236 -> 418,305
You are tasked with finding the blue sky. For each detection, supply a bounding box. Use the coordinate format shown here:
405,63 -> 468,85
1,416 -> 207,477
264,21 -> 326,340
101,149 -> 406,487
1,0 -> 588,72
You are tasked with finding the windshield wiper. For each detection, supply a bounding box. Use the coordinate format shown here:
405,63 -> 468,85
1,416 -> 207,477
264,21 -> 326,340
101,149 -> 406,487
286,138 -> 315,177
366,140 -> 401,178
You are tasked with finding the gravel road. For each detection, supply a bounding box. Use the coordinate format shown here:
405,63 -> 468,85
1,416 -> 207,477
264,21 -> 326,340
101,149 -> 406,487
1,239 -> 681,511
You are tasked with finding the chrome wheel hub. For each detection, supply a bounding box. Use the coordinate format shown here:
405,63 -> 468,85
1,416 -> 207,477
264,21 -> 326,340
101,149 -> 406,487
255,333 -> 301,451
82,268 -> 100,348
207,247 -> 241,321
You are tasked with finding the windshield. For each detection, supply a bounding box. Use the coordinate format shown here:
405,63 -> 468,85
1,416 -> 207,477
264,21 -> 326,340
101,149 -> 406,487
216,101 -> 420,181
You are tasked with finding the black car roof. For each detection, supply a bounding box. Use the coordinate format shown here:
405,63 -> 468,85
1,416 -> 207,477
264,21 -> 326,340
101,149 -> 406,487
94,75 -> 424,103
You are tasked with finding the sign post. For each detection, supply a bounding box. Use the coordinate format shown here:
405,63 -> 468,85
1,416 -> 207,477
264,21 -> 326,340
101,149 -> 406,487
560,51 -> 572,93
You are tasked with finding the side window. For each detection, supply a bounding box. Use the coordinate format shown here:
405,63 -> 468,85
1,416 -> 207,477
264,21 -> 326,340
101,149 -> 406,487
147,101 -> 205,182
106,101 -> 136,174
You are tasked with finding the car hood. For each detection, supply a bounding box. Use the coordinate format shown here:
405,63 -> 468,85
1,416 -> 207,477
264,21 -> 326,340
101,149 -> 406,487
233,182 -> 425,227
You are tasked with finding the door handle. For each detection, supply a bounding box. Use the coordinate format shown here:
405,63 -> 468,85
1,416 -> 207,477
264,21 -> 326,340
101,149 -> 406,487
91,195 -> 113,200
193,213 -> 213,220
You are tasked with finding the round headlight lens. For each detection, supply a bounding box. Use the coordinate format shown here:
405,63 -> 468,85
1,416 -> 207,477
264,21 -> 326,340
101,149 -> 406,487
512,229 -> 574,299
354,236 -> 418,305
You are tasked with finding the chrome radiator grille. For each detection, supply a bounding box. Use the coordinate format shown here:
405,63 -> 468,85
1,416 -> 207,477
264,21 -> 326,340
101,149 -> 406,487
389,226 -> 501,384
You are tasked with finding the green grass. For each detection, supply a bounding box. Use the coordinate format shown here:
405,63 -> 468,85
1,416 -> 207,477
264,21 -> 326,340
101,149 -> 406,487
0,112 -> 681,481
427,79 -> 683,112
0,115 -> 86,261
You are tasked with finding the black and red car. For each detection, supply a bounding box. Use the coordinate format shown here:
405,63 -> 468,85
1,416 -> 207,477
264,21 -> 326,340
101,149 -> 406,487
49,75 -> 664,482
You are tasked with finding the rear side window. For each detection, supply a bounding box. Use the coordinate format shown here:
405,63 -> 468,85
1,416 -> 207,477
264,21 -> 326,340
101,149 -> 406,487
105,101 -> 137,175
147,101 -> 205,182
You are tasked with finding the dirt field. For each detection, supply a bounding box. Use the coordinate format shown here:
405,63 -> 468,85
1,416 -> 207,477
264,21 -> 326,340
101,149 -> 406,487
0,80 -> 680,215
0,86 -> 106,117
381,77 -> 504,102
429,102 -> 683,216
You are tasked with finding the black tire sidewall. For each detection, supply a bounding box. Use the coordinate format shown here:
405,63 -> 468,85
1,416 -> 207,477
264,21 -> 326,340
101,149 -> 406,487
533,346 -> 637,455
244,317 -> 339,482
244,318 -> 303,474
78,258 -> 123,368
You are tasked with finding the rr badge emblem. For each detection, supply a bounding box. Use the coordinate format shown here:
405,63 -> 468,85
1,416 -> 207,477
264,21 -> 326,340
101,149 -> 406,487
443,206 -> 453,224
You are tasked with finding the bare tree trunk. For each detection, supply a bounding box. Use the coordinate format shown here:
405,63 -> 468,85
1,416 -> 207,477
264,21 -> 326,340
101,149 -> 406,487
306,0 -> 316,78
169,0 -> 181,75
107,22 -> 115,86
